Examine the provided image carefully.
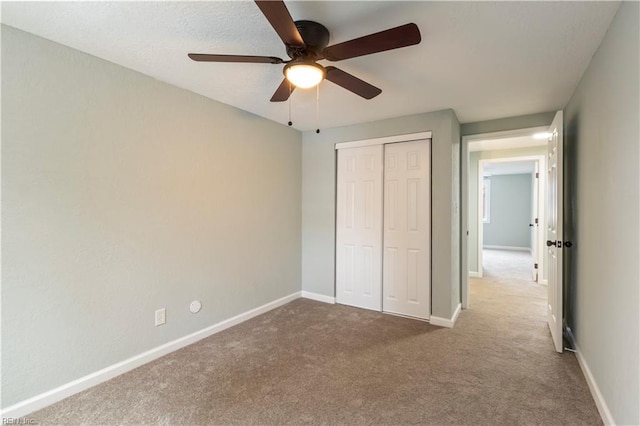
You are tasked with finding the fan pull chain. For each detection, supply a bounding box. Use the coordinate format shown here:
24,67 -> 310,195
288,81 -> 293,127
315,84 -> 320,134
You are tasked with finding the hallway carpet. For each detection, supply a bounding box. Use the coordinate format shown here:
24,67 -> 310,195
29,279 -> 600,424
482,248 -> 535,281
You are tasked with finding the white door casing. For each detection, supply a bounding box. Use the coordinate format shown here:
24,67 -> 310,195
546,110 -> 564,353
382,140 -> 431,319
336,145 -> 384,311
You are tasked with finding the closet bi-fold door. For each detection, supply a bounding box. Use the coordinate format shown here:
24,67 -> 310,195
383,140 -> 431,319
336,145 -> 383,311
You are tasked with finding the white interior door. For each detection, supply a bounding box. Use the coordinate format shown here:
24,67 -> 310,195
336,145 -> 383,311
546,111 -> 564,353
382,140 -> 431,319
532,161 -> 540,282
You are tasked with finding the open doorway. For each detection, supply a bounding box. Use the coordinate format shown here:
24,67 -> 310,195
477,157 -> 546,283
460,112 -> 565,352
461,129 -> 548,309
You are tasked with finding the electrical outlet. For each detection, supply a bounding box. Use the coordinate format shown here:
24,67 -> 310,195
155,308 -> 166,326
190,300 -> 202,314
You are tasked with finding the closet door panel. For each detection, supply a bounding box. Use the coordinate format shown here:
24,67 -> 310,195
383,140 -> 431,319
336,145 -> 383,311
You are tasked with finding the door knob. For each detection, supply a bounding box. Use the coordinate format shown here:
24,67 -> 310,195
529,224 -> 534,227
547,240 -> 573,248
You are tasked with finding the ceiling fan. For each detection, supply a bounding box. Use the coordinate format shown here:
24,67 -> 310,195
188,1 -> 422,102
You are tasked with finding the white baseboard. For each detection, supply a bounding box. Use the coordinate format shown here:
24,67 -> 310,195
483,245 -> 531,252
430,303 -> 462,328
540,279 -> 548,286
1,291 -> 302,420
301,291 -> 336,304
574,344 -> 616,425
469,271 -> 481,278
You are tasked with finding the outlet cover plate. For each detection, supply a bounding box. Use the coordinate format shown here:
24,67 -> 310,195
155,308 -> 166,326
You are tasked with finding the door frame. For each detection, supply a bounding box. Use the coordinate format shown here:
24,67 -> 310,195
335,131 -> 433,150
334,131 -> 433,313
477,155 -> 546,281
461,126 -> 548,309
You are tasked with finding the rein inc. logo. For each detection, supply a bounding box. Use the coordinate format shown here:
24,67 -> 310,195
2,418 -> 37,425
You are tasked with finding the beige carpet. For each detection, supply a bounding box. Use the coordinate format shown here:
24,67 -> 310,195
483,248 -> 535,281
28,263 -> 600,425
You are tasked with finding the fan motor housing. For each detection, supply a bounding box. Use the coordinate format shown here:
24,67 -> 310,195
286,20 -> 330,59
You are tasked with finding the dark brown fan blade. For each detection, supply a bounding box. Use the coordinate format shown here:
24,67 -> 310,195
255,1 -> 305,47
325,66 -> 381,100
322,23 -> 421,61
188,54 -> 284,64
270,78 -> 296,102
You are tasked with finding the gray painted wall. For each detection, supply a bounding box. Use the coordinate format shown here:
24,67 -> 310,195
461,112 -> 555,136
564,2 -> 639,424
301,110 -> 461,319
1,26 -> 302,407
483,174 -> 532,248
467,147 -> 546,273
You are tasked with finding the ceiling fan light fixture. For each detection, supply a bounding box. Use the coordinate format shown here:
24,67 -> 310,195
284,61 -> 326,89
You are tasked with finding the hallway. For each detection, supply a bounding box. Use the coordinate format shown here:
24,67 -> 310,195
471,248 -> 547,335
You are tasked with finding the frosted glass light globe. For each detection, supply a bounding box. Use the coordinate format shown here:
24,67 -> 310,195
285,63 -> 325,88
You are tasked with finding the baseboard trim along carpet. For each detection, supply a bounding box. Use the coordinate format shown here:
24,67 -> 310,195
429,303 -> 462,328
574,344 -> 616,425
0,291 -> 302,420
301,291 -> 336,304
469,271 -> 481,278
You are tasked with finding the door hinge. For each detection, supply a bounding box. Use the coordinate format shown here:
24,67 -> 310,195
534,263 -> 538,269
535,172 -> 539,178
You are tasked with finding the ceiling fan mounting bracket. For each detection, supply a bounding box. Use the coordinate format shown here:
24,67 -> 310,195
286,20 -> 330,60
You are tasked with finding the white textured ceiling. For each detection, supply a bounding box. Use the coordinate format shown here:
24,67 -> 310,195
1,1 -> 620,131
